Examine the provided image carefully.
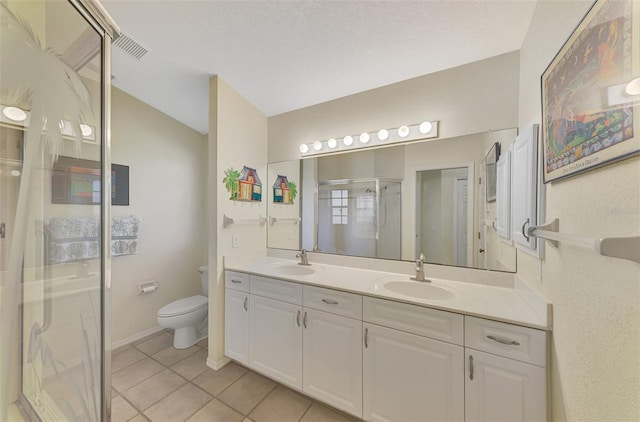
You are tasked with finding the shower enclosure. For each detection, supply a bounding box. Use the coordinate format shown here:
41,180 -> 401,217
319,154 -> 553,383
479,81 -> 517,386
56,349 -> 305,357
317,179 -> 401,260
0,1 -> 118,420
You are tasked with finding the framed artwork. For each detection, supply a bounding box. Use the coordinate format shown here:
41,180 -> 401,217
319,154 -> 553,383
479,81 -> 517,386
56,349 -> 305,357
541,0 -> 640,183
52,156 -> 129,205
485,142 -> 500,202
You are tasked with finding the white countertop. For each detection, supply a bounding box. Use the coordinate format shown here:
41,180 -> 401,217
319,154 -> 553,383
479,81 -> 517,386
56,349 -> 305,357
224,257 -> 550,330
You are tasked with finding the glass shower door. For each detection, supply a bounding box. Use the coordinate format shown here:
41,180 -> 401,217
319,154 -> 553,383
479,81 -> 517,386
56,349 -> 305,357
0,1 -> 115,420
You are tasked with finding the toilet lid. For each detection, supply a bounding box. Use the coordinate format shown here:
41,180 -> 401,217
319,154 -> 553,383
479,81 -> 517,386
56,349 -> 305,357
158,295 -> 208,317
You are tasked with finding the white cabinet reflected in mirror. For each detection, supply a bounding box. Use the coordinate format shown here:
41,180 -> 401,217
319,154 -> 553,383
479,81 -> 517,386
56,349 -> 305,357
267,129 -> 520,272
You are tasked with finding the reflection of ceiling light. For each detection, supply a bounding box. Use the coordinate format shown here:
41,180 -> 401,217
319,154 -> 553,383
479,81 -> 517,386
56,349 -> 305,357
80,124 -> 93,137
327,138 -> 337,148
626,78 -> 640,96
10,170 -> 21,177
299,144 -> 309,153
398,125 -> 410,138
377,129 -> 389,141
343,135 -> 354,146
419,121 -> 433,134
359,132 -> 370,144
2,106 -> 27,122
313,141 -> 323,151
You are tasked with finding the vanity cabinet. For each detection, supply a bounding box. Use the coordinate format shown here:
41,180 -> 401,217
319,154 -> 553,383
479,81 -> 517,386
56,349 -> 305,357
224,271 -> 250,365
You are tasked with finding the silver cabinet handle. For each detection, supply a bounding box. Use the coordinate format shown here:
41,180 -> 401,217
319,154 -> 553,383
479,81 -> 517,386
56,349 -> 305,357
296,310 -> 301,327
469,355 -> 474,380
364,328 -> 368,348
321,299 -> 339,305
487,335 -> 520,346
303,311 -> 307,328
521,218 -> 530,241
243,296 -> 248,311
231,279 -> 242,284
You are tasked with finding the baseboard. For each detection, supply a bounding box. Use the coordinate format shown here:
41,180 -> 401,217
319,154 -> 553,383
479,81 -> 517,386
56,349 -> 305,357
111,326 -> 165,350
206,355 -> 231,371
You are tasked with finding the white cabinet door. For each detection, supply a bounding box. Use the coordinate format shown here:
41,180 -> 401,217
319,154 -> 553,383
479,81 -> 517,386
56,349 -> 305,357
303,308 -> 362,418
496,147 -> 511,240
511,124 -> 538,250
465,349 -> 546,422
249,295 -> 303,389
224,289 -> 249,365
363,323 -> 464,422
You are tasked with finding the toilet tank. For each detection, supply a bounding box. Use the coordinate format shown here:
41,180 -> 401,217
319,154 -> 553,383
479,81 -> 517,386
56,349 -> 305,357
199,266 -> 209,296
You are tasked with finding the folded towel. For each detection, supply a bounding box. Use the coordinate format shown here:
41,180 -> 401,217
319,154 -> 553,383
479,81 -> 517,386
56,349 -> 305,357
111,216 -> 140,257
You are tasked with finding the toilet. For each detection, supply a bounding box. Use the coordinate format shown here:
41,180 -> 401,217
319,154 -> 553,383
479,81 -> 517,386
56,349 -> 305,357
157,266 -> 208,349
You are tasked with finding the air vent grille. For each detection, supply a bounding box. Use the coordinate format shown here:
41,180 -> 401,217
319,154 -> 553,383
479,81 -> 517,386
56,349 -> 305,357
113,33 -> 149,60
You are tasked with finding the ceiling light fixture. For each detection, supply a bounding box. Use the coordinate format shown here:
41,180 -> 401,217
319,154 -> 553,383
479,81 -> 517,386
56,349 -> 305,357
343,135 -> 354,146
313,141 -> 323,151
359,132 -> 370,144
327,138 -> 337,149
2,106 -> 27,122
377,129 -> 389,141
300,144 -> 309,153
419,121 -> 433,134
398,125 -> 410,138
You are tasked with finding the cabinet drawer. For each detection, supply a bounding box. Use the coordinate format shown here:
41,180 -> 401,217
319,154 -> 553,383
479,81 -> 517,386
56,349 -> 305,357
303,286 -> 362,320
225,271 -> 250,292
250,275 -> 302,305
465,316 -> 546,367
363,297 -> 463,345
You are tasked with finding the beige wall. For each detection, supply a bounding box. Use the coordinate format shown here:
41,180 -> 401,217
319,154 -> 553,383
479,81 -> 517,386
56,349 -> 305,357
517,1 -> 640,420
208,76 -> 268,365
111,87 -> 207,344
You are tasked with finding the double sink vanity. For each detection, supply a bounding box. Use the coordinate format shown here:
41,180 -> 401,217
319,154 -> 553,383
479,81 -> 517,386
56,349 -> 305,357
223,256 -> 550,421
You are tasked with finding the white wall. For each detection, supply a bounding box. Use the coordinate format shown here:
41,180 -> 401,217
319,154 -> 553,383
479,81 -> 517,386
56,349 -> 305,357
517,1 -> 639,420
111,87 -> 207,344
208,76 -> 268,366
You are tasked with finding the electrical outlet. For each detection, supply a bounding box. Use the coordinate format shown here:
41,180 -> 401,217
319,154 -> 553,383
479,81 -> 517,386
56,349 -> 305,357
232,234 -> 239,248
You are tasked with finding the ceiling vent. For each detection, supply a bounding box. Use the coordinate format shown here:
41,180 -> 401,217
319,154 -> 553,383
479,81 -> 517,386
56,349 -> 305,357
113,33 -> 149,60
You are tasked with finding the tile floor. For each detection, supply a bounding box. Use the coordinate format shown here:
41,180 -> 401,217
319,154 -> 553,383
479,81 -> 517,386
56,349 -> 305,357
111,330 -> 360,422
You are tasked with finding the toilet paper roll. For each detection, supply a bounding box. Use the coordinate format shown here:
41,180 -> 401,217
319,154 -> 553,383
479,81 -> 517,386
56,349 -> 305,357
139,285 -> 158,295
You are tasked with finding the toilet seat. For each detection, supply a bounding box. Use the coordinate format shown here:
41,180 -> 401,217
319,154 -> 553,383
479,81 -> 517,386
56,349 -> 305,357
158,295 -> 207,318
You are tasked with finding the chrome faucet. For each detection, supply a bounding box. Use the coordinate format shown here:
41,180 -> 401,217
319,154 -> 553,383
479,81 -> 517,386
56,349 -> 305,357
296,249 -> 310,266
411,253 -> 430,282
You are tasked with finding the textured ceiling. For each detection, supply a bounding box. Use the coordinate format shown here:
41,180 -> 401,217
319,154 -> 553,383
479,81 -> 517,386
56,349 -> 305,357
101,1 -> 537,134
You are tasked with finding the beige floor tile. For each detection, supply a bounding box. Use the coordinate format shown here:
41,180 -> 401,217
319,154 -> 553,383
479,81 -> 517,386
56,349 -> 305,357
151,345 -> 200,367
112,387 -> 119,398
112,357 -> 165,392
113,346 -> 147,372
249,385 -> 311,422
143,383 -> 212,422
132,330 -> 169,346
243,419 -> 253,422
170,349 -> 208,380
299,403 -> 360,422
129,415 -> 150,422
192,363 -> 247,396
111,396 -> 139,422
197,338 -> 208,349
122,369 -> 187,411
217,372 -> 276,415
185,398 -> 244,422
135,332 -> 174,356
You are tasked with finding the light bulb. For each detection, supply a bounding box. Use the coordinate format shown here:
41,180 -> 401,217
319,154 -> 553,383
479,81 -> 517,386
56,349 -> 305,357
327,138 -> 337,148
2,106 -> 26,122
625,78 -> 640,96
419,121 -> 433,134
80,124 -> 93,137
343,135 -> 354,146
10,169 -> 21,177
377,129 -> 389,141
398,125 -> 410,138
359,132 -> 370,144
299,144 -> 309,153
313,141 -> 323,151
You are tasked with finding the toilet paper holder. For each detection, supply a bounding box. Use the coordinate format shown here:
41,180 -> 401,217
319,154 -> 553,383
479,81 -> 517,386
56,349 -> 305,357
138,281 -> 158,295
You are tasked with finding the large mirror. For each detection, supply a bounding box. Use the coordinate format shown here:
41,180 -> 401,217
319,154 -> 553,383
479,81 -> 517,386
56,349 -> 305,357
267,129 -> 518,272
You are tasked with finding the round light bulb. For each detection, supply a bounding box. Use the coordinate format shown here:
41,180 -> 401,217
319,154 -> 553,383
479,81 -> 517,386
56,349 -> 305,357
398,125 -> 410,138
359,132 -> 370,144
10,169 -> 21,177
343,135 -> 354,146
327,138 -> 337,149
625,78 -> 640,96
419,121 -> 433,134
80,124 -> 93,137
313,141 -> 323,151
2,106 -> 27,122
299,144 -> 309,153
377,129 -> 389,141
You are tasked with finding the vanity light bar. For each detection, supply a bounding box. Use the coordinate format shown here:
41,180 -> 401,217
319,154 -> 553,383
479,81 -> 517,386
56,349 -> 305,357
0,104 -> 97,142
299,121 -> 439,157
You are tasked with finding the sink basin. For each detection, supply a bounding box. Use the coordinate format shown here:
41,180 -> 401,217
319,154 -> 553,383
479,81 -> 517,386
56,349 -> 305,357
269,264 -> 316,276
383,280 -> 454,300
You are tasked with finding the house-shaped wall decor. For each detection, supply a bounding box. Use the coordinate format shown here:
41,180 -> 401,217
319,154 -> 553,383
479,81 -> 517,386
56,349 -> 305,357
273,175 -> 297,204
237,166 -> 262,202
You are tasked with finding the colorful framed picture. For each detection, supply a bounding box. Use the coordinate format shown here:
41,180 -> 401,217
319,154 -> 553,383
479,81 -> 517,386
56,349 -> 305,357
541,0 -> 640,183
